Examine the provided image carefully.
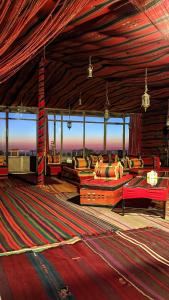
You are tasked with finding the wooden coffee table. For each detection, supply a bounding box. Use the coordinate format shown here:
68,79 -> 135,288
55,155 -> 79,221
122,176 -> 169,219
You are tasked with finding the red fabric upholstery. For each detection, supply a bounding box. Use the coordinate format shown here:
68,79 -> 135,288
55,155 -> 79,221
47,165 -> 61,176
123,177 -> 168,201
0,166 -> 8,177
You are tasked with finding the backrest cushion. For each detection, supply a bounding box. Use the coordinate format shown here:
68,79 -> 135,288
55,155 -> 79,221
47,155 -> 53,164
129,158 -> 144,169
53,155 -> 60,164
75,157 -> 89,169
0,156 -> 5,166
95,161 -> 123,179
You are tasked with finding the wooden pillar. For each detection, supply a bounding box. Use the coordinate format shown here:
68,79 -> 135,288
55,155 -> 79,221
37,57 -> 45,185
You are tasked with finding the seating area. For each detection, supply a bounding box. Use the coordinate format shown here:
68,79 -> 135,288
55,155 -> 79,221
0,156 -> 8,177
1,2 -> 169,300
46,154 -> 61,176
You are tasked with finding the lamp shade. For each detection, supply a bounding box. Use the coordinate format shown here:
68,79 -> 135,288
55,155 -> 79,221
67,120 -> 72,129
142,92 -> 150,112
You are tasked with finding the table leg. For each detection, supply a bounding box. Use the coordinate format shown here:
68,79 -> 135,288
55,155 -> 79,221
122,199 -> 125,216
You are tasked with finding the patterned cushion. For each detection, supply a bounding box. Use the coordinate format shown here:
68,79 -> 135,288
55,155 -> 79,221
0,156 -> 5,166
129,158 -> 144,169
95,162 -> 123,179
121,156 -> 130,169
110,154 -> 119,162
101,154 -> 109,163
75,157 -> 89,169
52,155 -> 60,164
90,155 -> 99,165
47,155 -> 53,164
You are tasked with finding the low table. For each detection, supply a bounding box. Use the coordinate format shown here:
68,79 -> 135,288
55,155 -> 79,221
122,176 -> 169,219
80,174 -> 133,206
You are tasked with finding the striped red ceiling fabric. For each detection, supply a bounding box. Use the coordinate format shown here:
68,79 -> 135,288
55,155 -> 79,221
130,0 -> 169,40
0,0 -> 106,83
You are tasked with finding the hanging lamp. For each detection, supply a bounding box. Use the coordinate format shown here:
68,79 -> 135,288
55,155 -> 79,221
79,92 -> 82,106
87,56 -> 93,78
166,99 -> 169,127
67,104 -> 72,129
142,68 -> 150,112
104,82 -> 110,119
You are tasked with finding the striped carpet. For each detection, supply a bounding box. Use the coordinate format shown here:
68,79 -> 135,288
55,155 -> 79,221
0,186 -> 118,255
73,205 -> 169,232
1,227 -> 169,300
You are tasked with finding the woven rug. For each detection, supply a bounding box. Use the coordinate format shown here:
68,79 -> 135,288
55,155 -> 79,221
84,227 -> 169,300
1,227 -> 169,300
69,204 -> 169,232
0,186 -> 118,255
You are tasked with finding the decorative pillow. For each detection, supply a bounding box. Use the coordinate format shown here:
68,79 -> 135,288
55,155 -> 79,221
110,154 -> 119,163
95,162 -> 123,179
95,166 -> 117,178
101,154 -> 109,163
47,155 -> 53,164
53,155 -> 60,164
89,154 -> 102,167
129,158 -> 144,169
121,156 -> 130,169
75,157 -> 89,169
0,157 -> 5,166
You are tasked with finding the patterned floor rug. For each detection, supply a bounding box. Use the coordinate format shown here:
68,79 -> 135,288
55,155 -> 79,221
0,186 -> 118,255
1,227 -> 169,300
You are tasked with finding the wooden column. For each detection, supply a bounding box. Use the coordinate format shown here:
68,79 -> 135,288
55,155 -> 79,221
37,57 -> 45,185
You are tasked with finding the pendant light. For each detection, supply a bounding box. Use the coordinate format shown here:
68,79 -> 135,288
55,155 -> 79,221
142,68 -> 150,112
67,104 -> 72,129
104,82 -> 110,119
79,92 -> 82,106
166,99 -> 169,127
87,56 -> 93,78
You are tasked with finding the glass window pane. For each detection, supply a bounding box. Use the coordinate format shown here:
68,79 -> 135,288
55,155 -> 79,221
63,115 -> 83,121
56,114 -> 61,120
125,124 -> 129,154
48,114 -> 54,120
85,123 -> 104,154
56,121 -> 61,152
106,117 -> 123,123
0,112 -> 6,118
125,116 -> 130,123
48,121 -> 54,152
9,112 -> 36,119
106,124 -> 123,153
48,121 -> 61,154
85,116 -> 104,122
62,122 -> 83,161
8,120 -> 36,155
0,119 -> 6,155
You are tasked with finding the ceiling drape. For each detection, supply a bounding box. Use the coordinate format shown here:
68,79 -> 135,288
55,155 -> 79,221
0,0 -> 92,83
130,0 -> 169,41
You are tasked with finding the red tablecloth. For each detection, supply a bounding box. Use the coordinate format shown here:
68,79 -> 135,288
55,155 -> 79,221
123,177 -> 169,201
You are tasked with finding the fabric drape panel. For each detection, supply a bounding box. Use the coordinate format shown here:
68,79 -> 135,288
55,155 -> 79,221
46,114 -> 49,155
130,0 -> 169,40
37,57 -> 45,185
128,114 -> 142,156
0,0 -> 91,83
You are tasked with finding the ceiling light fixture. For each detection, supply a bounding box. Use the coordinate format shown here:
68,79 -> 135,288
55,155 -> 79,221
79,92 -> 82,106
67,104 -> 72,129
87,56 -> 93,78
142,68 -> 150,112
104,82 -> 110,119
166,99 -> 169,127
